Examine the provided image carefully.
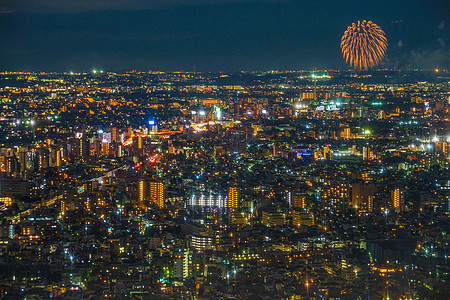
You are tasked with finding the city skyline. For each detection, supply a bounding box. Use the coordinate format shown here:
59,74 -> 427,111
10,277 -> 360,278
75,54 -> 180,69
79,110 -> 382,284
0,68 -> 449,299
0,1 -> 449,299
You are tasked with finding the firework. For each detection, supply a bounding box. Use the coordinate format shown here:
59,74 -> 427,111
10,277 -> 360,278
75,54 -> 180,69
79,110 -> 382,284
341,20 -> 387,70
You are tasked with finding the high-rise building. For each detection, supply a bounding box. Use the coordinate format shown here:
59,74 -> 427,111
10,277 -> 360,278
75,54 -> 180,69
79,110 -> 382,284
5,156 -> 19,175
174,248 -> 191,279
138,179 -> 148,204
391,188 -> 405,212
342,128 -> 351,139
229,211 -> 248,226
37,148 -> 49,170
72,137 -> 90,160
322,180 -> 350,210
227,186 -> 239,209
138,178 -> 165,208
323,145 -> 331,160
352,183 -> 376,212
292,192 -> 306,210
18,147 -> 27,173
363,147 -> 372,160
262,210 -> 285,227
111,127 -> 119,143
0,178 -> 29,197
56,149 -> 62,167
150,181 -> 165,208
191,235 -> 213,251
101,140 -> 109,156
292,210 -> 314,227
138,136 -> 144,150
436,141 -> 448,156
80,138 -> 89,159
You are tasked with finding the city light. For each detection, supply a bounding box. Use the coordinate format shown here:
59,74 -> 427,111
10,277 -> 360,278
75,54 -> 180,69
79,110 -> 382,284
0,69 -> 448,299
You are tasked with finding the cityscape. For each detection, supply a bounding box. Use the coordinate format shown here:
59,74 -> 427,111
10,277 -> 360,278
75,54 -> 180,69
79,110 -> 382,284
0,69 -> 449,299
0,0 -> 449,299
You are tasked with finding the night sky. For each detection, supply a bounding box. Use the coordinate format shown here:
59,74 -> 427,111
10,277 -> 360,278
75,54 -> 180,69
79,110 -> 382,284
1,0 -> 449,72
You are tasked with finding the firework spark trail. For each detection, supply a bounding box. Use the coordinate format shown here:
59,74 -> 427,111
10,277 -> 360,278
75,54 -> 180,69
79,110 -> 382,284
341,20 -> 387,70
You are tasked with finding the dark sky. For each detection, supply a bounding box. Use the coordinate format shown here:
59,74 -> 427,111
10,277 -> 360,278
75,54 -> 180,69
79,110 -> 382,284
0,0 -> 449,72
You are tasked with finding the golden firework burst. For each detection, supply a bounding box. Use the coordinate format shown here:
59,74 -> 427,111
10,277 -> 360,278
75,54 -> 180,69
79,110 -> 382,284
341,20 -> 387,70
